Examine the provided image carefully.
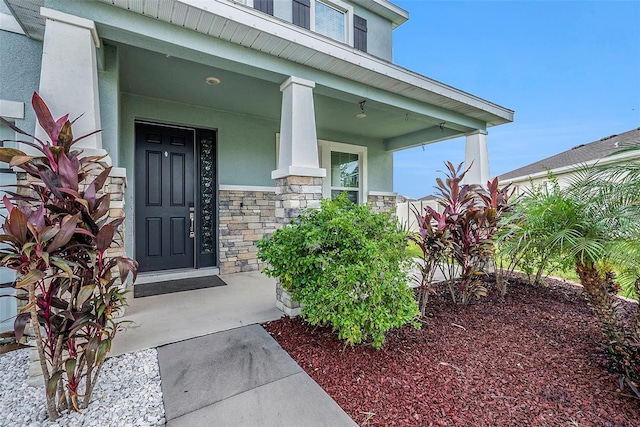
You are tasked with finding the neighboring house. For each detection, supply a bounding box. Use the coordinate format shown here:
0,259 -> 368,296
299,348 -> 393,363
499,127 -> 640,193
0,0 -> 513,316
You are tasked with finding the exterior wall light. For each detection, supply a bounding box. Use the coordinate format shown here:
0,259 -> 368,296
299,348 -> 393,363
356,100 -> 367,118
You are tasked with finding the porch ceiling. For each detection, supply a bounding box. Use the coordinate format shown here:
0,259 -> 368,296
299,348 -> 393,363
116,43 -> 461,144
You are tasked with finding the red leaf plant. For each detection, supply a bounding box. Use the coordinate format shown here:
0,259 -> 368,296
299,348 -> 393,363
410,161 -> 512,309
0,93 -> 137,420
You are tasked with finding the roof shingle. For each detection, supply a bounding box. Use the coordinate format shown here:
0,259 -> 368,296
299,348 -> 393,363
499,127 -> 640,181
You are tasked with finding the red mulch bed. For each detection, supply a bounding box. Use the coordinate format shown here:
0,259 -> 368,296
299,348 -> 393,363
263,276 -> 639,426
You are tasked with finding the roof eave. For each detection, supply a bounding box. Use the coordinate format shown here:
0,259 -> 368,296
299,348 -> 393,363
350,0 -> 409,29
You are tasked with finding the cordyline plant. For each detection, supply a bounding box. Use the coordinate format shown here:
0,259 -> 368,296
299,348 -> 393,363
478,176 -> 515,297
0,93 -> 137,420
410,162 -> 512,309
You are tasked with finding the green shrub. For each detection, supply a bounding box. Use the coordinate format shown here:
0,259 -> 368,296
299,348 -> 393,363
257,194 -> 419,348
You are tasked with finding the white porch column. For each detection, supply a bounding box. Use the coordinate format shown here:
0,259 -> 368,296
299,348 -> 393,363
35,8 -> 108,161
271,76 -> 325,317
271,76 -> 326,179
464,129 -> 489,185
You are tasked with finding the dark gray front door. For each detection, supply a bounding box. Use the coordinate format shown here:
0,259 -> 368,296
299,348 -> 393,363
135,122 -> 195,272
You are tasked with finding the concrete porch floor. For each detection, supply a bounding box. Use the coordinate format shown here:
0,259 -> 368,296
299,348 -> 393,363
111,271 -> 282,357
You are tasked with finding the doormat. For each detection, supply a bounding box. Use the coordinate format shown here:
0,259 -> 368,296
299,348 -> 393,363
134,275 -> 227,298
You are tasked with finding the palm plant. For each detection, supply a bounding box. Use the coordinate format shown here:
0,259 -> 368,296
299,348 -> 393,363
497,178 -> 575,286
606,240 -> 640,300
505,163 -> 640,399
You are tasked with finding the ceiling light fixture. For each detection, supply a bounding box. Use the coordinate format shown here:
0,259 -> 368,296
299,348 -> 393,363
205,76 -> 221,85
356,100 -> 367,119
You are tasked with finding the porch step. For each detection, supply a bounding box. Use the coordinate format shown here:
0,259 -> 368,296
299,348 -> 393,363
135,267 -> 220,285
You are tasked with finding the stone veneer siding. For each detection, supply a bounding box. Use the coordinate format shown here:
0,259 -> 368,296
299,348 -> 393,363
218,189 -> 276,274
274,175 -> 324,316
215,186 -> 396,313
367,194 -> 397,215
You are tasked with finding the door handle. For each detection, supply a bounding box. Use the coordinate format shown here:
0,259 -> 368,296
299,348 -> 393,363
189,212 -> 195,239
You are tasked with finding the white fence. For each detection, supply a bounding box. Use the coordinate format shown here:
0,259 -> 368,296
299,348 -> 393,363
0,287 -> 16,332
396,199 -> 441,232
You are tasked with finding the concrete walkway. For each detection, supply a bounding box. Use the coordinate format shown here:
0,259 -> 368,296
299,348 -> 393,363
111,271 -> 283,357
111,271 -> 357,426
158,325 -> 357,426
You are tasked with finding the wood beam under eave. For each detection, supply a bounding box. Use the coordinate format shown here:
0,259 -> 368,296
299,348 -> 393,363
384,126 -> 463,152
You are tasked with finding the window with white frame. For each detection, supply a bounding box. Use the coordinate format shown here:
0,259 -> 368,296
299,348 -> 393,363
275,136 -> 367,203
292,0 -> 353,45
319,140 -> 367,204
315,1 -> 345,42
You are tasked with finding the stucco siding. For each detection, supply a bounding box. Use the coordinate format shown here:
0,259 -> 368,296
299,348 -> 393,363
119,93 -> 279,185
351,3 -> 393,61
0,30 -> 42,133
98,44 -> 120,162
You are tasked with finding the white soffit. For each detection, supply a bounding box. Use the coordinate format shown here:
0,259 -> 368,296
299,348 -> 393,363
3,0 -> 44,40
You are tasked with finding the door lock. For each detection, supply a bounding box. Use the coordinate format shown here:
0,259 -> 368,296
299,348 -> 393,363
189,212 -> 195,239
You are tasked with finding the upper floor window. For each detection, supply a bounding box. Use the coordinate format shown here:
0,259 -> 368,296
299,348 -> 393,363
292,0 -> 356,46
239,0 -> 367,51
315,1 -> 345,42
234,0 -> 274,16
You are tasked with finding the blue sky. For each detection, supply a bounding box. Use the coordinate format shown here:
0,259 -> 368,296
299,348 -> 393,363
391,0 -> 640,199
